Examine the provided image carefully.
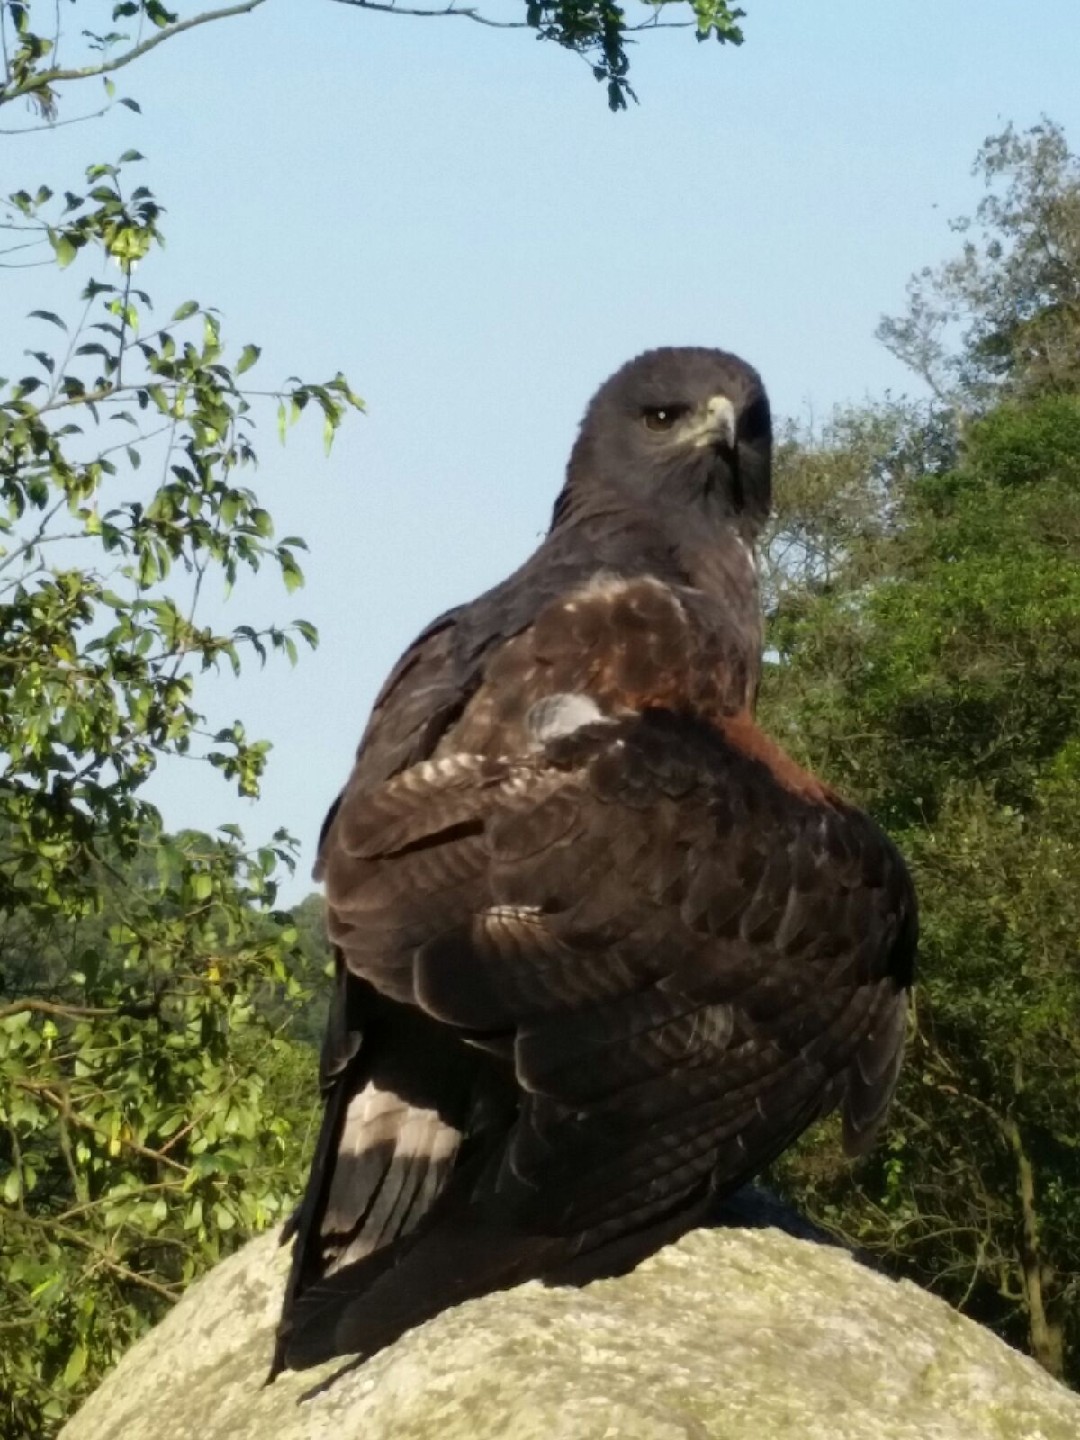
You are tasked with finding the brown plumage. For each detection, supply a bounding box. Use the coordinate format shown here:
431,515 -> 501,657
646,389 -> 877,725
273,347 -> 916,1374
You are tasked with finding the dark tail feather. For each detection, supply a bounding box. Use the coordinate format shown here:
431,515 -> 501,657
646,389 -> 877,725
842,987 -> 908,1156
281,1208 -> 561,1370
269,1060 -> 358,1380
271,965 -> 521,1381
280,1171 -> 725,1372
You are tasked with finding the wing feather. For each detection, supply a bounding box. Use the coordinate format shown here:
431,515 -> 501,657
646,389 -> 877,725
319,708 -> 913,1249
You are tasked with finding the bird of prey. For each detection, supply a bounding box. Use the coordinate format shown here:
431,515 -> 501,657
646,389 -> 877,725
273,347 -> 916,1375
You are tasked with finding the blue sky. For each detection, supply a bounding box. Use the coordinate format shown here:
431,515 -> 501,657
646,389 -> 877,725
5,1 -> 1080,900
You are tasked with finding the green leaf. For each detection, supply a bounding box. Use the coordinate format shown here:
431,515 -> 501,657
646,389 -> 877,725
236,344 -> 260,376
49,233 -> 78,269
28,310 -> 67,331
280,555 -> 304,594
62,1344 -> 88,1388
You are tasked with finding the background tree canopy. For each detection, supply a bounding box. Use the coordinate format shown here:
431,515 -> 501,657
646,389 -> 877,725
2,3 -> 1079,1435
764,119 -> 1080,1388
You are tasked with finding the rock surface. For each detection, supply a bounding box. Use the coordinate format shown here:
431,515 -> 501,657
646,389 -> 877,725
61,1219 -> 1080,1440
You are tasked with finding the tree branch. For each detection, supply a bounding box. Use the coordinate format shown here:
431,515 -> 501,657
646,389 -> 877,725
327,0 -> 691,33
0,101 -> 115,134
330,0 -> 527,27
0,997 -> 121,1021
13,1079 -> 190,1175
13,1212 -> 182,1303
1,1 -> 268,104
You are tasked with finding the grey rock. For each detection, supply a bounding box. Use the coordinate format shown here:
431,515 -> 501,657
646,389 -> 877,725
61,1221 -> 1080,1440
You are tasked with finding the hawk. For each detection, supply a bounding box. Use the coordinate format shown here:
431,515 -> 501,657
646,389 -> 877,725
274,347 -> 916,1374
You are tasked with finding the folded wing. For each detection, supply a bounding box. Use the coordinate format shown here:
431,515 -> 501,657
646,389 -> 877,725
277,707 -> 914,1369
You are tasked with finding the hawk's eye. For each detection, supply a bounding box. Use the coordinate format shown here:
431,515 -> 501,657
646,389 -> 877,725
642,406 -> 686,433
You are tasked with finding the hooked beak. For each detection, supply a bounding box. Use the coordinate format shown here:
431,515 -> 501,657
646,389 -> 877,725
686,393 -> 737,451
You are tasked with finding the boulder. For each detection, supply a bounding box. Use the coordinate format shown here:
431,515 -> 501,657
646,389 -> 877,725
61,1214 -> 1080,1440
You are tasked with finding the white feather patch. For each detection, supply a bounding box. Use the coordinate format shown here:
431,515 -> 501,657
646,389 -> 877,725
526,692 -> 609,744
322,1080 -> 462,1271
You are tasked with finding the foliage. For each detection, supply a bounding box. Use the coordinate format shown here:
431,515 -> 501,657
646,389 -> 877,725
1,150 -> 358,903
283,892 -> 332,1052
0,1 -> 746,121
761,398 -> 955,615
0,9 -> 360,1433
761,124 -> 1080,1389
765,377 -> 1080,1386
518,0 -> 744,109
878,119 -> 1080,408
0,827 -> 319,1434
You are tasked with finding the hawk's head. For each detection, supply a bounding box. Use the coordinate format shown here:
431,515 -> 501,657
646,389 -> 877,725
558,347 -> 771,536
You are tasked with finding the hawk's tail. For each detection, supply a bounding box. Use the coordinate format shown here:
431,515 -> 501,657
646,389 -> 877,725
271,966 -> 514,1380
279,1203 -> 560,1371
277,1163 -> 722,1373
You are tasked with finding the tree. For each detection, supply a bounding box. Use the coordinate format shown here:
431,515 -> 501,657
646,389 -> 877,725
0,6 -> 363,1432
760,398 -> 956,617
765,133 -> 1080,1387
878,119 -> 1080,409
763,356 -> 1080,1385
284,893 -> 332,1050
0,824 -> 323,1434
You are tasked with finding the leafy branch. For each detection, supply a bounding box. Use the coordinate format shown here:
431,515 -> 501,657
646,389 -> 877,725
0,1 -> 267,118
329,0 -> 745,108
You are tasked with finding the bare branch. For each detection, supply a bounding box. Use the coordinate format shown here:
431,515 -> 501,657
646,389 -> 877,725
0,101 -> 115,134
330,0 -> 526,27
